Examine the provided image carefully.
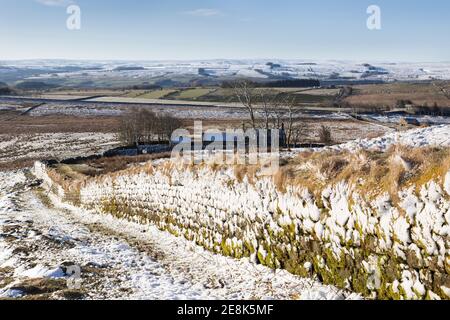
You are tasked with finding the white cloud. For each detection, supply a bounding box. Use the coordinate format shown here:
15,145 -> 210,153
182,8 -> 222,17
35,0 -> 74,7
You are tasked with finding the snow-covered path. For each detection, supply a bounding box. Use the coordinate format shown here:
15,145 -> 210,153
0,170 -> 356,300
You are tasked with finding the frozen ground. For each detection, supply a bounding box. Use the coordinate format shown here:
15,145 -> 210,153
0,132 -> 119,164
281,125 -> 450,165
364,115 -> 450,126
0,170 -> 358,300
26,102 -> 369,124
331,124 -> 450,152
285,125 -> 450,157
27,101 -> 250,120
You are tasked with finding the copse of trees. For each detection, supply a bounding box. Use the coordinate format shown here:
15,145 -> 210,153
14,81 -> 59,91
262,79 -> 320,88
232,80 -> 307,148
0,82 -> 14,95
128,83 -> 161,90
118,109 -> 182,147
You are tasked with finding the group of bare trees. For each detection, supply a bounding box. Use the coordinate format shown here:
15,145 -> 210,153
118,80 -> 333,148
233,80 -> 306,147
118,109 -> 182,146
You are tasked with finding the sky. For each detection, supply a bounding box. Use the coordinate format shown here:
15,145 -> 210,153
0,0 -> 449,61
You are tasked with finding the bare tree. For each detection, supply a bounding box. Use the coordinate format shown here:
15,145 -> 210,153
284,96 -> 303,147
233,83 -> 306,147
119,110 -> 143,146
257,90 -> 286,130
268,94 -> 288,130
157,114 -> 183,144
140,109 -> 158,142
258,89 -> 272,130
265,94 -> 307,148
333,86 -> 353,106
234,80 -> 257,129
319,125 -> 333,145
259,92 -> 305,147
290,125 -> 305,147
433,81 -> 450,100
271,110 -> 285,130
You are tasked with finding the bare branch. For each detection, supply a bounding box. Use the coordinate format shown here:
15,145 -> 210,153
234,80 -> 257,129
432,81 -> 450,100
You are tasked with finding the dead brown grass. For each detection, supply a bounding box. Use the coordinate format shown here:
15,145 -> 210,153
83,152 -> 172,176
346,82 -> 450,108
0,115 -> 121,135
10,278 -> 67,297
0,159 -> 36,170
282,145 -> 450,202
234,164 -> 259,184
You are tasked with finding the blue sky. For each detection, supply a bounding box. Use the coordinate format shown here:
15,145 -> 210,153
0,0 -> 449,61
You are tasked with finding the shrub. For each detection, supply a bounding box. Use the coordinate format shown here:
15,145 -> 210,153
319,125 -> 333,145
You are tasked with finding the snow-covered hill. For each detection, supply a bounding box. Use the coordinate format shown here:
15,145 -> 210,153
3,59 -> 450,83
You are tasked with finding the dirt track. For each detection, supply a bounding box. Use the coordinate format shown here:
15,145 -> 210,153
0,170 -> 354,300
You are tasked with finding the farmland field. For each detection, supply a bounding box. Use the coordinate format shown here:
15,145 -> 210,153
345,82 -> 450,107
133,89 -> 180,99
168,88 -> 216,100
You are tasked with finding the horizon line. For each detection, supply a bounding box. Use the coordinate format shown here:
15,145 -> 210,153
1,58 -> 450,64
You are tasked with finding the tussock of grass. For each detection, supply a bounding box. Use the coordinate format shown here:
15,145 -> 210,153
10,278 -> 67,297
282,145 -> 450,202
234,164 -> 259,184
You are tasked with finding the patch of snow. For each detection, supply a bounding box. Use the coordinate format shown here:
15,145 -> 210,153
18,266 -> 65,279
1,289 -> 24,298
331,125 -> 450,152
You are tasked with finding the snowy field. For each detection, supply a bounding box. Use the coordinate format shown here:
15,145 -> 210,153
365,115 -> 450,126
27,102 -> 250,120
331,124 -> 450,152
281,125 -> 450,158
0,132 -> 119,165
